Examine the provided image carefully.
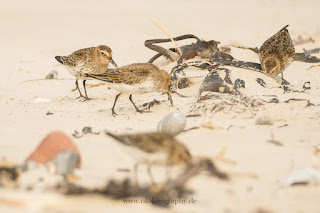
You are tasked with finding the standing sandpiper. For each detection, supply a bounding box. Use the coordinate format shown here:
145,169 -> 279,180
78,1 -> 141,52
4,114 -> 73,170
86,63 -> 173,116
55,45 -> 118,100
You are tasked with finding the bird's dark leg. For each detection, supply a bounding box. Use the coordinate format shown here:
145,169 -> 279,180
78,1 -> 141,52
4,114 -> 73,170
129,95 -> 143,113
75,79 -> 84,99
281,72 -> 287,93
133,163 -> 140,189
83,80 -> 90,100
147,165 -> 156,185
167,92 -> 173,106
112,93 -> 121,116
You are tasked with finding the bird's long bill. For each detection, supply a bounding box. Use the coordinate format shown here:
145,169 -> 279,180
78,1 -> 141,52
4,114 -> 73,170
109,57 -> 118,68
167,91 -> 173,106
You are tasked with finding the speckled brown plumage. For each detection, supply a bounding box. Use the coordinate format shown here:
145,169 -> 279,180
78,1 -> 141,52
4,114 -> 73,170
105,131 -> 192,166
259,25 -> 295,76
55,45 -> 117,99
86,63 -> 173,115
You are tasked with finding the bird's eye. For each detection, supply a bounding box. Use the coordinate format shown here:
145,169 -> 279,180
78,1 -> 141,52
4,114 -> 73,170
101,52 -> 106,55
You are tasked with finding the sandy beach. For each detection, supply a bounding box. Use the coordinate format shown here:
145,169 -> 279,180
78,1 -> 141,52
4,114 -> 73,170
1,0 -> 320,212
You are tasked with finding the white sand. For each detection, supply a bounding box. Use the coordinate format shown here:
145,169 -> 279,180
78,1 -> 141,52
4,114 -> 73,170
1,0 -> 320,212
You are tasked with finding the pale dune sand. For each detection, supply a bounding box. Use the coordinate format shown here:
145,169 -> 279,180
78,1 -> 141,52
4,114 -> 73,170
1,0 -> 320,212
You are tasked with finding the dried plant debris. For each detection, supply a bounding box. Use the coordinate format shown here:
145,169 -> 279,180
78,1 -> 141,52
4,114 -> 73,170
190,92 -> 264,118
256,78 -> 267,87
0,163 -> 20,188
145,34 -> 220,64
46,111 -> 53,115
72,126 -> 100,138
198,68 -> 244,96
143,99 -> 161,109
303,81 -> 311,91
266,132 -> 283,146
268,98 -> 279,103
293,36 -> 315,45
284,98 -> 314,107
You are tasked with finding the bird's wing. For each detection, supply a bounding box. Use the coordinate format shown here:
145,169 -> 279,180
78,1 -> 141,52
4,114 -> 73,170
86,64 -> 153,85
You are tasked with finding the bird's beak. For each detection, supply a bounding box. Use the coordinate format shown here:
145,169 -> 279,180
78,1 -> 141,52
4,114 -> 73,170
109,57 -> 118,68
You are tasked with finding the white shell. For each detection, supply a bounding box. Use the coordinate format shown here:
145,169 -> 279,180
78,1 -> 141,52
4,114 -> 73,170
34,98 -> 51,103
282,168 -> 320,187
158,112 -> 186,136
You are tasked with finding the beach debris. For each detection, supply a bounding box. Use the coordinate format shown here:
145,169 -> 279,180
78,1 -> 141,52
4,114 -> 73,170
46,111 -> 53,115
72,126 -> 100,138
158,112 -> 187,135
47,150 -> 80,176
33,98 -> 51,103
143,99 -> 161,110
214,147 -> 237,166
25,131 -> 81,174
293,35 -> 315,45
282,168 -> 320,187
268,98 -> 279,103
303,81 -> 311,91
234,78 -> 245,89
198,69 -> 232,95
45,70 -> 58,79
145,34 -> 220,64
183,127 -> 200,132
201,122 -> 223,130
314,144 -> 320,156
284,98 -> 310,104
191,93 -> 263,118
201,122 -> 215,129
254,208 -> 274,213
255,115 -> 273,125
256,78 -> 267,87
0,162 -> 20,188
267,132 -> 283,146
186,114 -> 201,118
198,68 -> 245,97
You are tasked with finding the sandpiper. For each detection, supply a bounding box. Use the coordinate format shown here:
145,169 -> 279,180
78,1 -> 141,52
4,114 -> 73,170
86,63 -> 173,116
105,131 -> 191,183
259,25 -> 295,77
55,45 -> 118,100
104,131 -> 228,184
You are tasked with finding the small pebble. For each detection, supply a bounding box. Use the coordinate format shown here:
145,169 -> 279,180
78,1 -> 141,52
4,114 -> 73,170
45,70 -> 58,79
158,112 -> 186,135
255,116 -> 273,125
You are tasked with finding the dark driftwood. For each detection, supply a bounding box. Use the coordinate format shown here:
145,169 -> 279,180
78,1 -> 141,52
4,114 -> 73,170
145,34 -> 220,64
